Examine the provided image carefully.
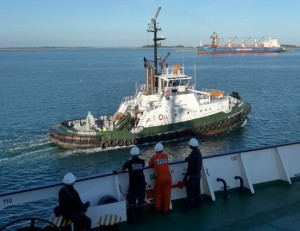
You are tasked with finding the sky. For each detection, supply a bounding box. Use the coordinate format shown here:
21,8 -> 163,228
1,0 -> 300,47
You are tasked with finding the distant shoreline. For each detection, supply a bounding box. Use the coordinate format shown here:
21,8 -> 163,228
0,45 -> 299,51
0,46 -> 195,50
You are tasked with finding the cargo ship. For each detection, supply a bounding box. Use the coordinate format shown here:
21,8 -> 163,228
197,32 -> 286,54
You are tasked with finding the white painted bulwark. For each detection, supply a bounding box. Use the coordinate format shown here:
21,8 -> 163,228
1,142 -> 299,228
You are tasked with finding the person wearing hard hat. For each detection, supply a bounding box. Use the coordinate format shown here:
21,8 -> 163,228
182,138 -> 203,213
56,172 -> 91,230
149,142 -> 172,213
114,146 -> 146,223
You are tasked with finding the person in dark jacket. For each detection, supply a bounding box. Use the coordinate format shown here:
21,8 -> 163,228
114,146 -> 146,223
182,138 -> 203,213
57,172 -> 91,231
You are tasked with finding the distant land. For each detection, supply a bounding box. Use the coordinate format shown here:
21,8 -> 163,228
0,44 -> 299,50
281,45 -> 300,49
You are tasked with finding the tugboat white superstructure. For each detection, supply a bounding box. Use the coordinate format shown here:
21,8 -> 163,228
49,7 -> 251,149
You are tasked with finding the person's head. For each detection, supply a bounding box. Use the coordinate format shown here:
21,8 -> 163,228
130,146 -> 140,156
63,172 -> 76,185
154,142 -> 164,152
188,138 -> 199,149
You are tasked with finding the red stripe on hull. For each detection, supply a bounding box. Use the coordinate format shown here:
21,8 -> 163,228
197,50 -> 283,54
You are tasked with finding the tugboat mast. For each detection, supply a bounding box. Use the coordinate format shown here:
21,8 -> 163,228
147,6 -> 166,76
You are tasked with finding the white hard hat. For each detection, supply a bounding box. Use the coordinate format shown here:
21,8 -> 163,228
130,146 -> 140,155
63,172 -> 76,185
154,142 -> 164,152
188,138 -> 199,147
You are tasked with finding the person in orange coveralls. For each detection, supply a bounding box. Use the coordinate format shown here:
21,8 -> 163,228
149,142 -> 172,213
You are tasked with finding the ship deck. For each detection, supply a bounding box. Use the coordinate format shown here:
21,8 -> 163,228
115,179 -> 300,231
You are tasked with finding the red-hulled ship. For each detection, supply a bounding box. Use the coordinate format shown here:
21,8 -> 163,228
197,32 -> 286,54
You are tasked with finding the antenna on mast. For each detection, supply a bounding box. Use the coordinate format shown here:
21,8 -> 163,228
147,6 -> 166,76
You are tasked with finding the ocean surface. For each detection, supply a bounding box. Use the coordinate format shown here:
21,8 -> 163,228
1,48 -> 300,195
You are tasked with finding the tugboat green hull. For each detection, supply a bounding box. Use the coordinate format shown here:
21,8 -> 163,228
49,101 -> 251,149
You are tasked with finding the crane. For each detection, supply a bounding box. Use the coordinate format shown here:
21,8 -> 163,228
227,36 -> 237,47
159,52 -> 171,70
210,32 -> 219,46
241,37 -> 251,48
254,37 -> 264,48
218,38 -> 224,46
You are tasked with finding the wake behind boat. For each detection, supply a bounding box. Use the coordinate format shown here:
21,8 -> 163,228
49,8 -> 251,149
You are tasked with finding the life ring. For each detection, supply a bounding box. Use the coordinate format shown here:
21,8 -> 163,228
144,184 -> 154,210
158,114 -> 164,120
98,195 -> 118,205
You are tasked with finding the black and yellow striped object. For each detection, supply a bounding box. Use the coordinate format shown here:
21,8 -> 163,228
97,214 -> 122,226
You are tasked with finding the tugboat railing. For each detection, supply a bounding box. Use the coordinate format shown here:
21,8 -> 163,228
161,66 -> 185,76
115,96 -> 137,114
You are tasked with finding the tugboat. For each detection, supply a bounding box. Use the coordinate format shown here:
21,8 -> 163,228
48,7 -> 251,149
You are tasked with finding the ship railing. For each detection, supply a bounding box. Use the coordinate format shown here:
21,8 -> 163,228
0,199 -> 55,229
136,111 -> 148,126
187,85 -> 195,91
202,88 -> 223,93
161,66 -> 185,76
115,96 -> 138,114
135,84 -> 147,96
189,89 -> 211,96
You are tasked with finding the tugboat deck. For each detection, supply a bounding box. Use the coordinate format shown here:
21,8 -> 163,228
119,180 -> 300,231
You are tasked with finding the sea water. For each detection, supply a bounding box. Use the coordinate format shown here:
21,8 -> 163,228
0,48 -> 300,194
